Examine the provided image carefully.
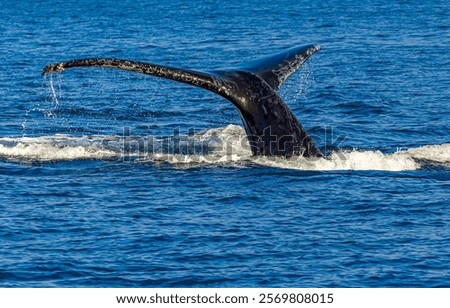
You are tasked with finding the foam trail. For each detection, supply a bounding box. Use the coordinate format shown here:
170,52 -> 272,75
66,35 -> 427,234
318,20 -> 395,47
0,136 -> 120,162
0,125 -> 448,170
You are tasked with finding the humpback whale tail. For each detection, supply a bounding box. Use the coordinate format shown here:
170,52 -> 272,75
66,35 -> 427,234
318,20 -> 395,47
43,45 -> 322,157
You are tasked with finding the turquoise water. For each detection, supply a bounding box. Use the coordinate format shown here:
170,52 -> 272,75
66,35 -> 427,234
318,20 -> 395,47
0,0 -> 449,287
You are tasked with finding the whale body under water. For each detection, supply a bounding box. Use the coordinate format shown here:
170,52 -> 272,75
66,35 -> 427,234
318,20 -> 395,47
42,44 -> 322,158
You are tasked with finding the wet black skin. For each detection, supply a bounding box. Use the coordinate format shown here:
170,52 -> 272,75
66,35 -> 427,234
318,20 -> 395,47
42,44 -> 323,157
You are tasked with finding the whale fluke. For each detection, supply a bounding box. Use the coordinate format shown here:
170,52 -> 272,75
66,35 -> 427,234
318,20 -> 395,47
42,44 -> 323,157
239,45 -> 320,91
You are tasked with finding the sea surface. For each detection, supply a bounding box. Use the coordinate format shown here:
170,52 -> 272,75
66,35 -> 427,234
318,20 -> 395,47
0,0 -> 449,287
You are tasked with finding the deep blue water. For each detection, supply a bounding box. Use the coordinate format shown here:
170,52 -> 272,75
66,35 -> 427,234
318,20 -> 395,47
0,0 -> 449,287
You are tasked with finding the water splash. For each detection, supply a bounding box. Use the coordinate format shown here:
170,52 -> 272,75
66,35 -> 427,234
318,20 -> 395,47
1,125 -> 448,170
22,75 -> 63,134
47,74 -> 61,115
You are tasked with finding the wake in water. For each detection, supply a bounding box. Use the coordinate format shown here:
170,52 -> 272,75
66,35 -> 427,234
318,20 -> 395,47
0,125 -> 449,171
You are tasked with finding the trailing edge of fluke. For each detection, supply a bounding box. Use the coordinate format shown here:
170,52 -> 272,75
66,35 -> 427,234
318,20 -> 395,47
43,44 -> 323,158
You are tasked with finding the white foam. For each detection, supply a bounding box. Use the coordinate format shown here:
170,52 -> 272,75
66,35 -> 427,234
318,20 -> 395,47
1,125 -> 448,170
147,124 -> 252,165
253,150 -> 419,171
405,144 -> 450,165
0,135 -> 119,162
189,125 -> 421,171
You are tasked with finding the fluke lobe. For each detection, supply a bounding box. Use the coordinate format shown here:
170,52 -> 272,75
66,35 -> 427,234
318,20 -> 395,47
43,45 -> 323,157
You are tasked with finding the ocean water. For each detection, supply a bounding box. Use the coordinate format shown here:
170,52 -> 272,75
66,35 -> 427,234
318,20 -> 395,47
0,0 -> 449,287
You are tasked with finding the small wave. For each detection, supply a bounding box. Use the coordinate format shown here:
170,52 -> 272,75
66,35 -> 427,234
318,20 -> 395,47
0,125 -> 448,171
